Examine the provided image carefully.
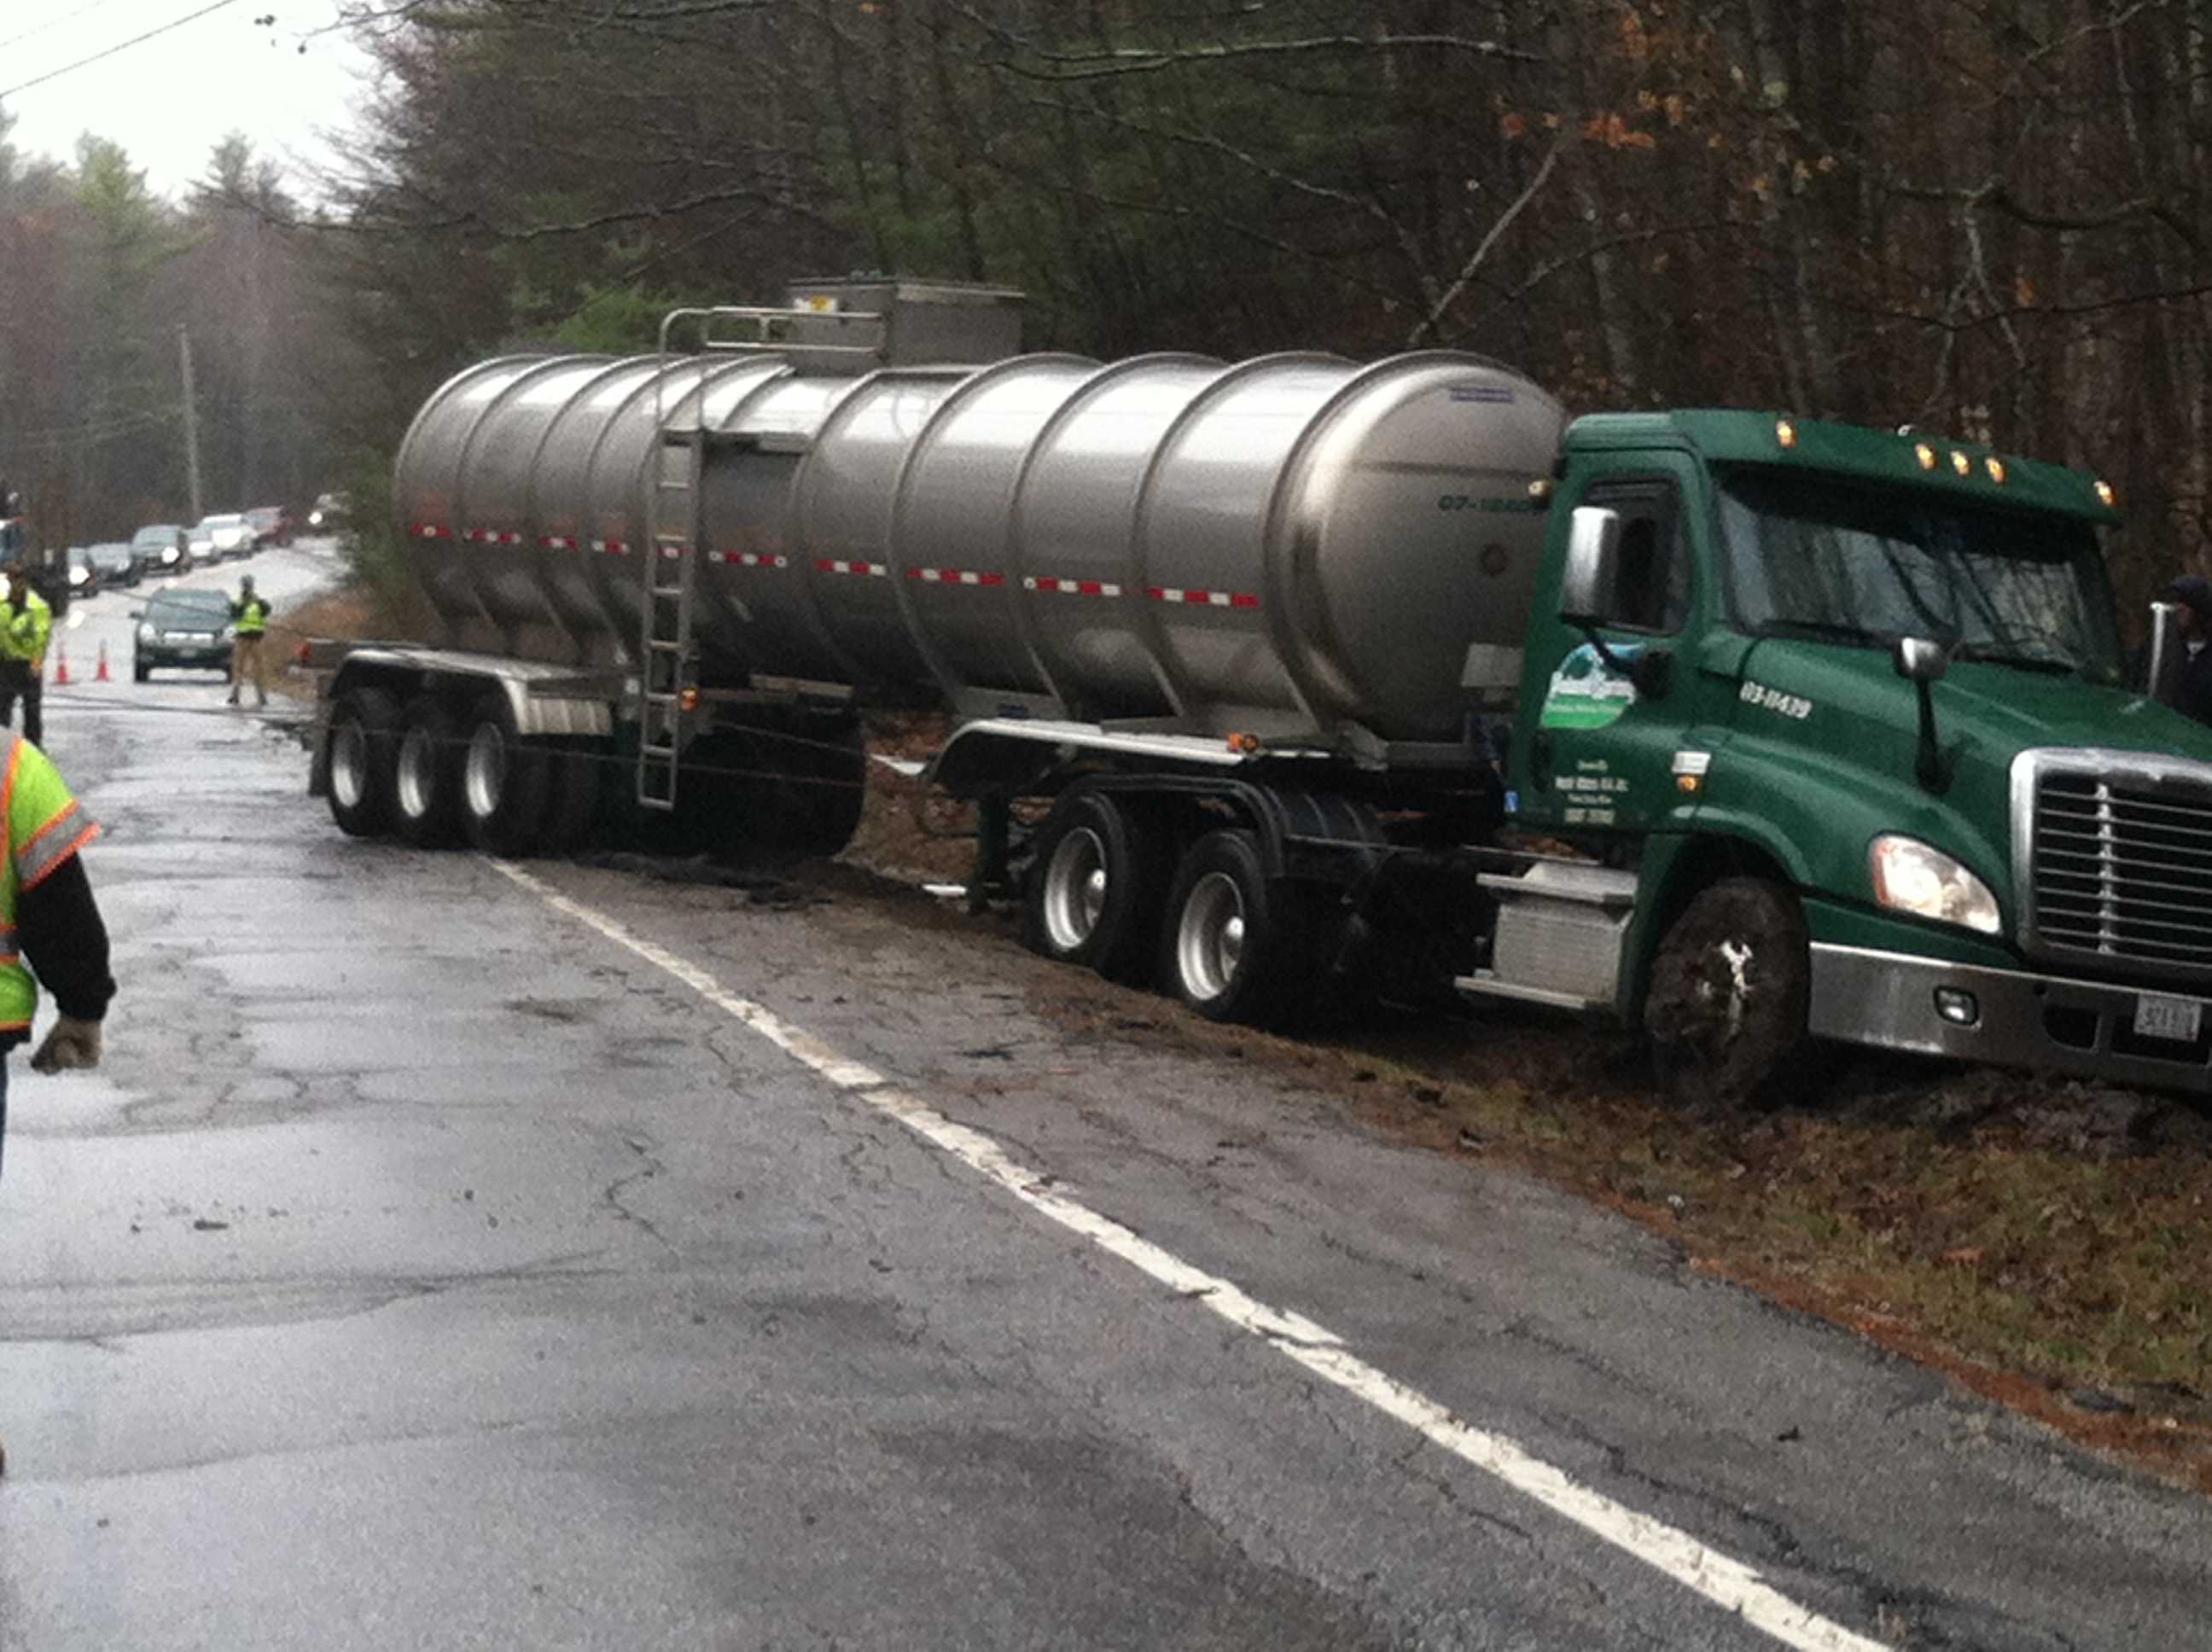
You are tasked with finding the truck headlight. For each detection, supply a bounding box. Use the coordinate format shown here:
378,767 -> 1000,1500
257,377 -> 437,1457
1870,835 -> 2000,934
137,622 -> 156,642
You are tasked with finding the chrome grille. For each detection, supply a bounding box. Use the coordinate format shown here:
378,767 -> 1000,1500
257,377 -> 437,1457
2028,762 -> 2212,974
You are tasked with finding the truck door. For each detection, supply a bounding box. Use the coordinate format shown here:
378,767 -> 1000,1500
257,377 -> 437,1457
1522,474 -> 1697,834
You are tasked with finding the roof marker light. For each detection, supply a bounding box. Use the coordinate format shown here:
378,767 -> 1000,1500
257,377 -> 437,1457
1914,442 -> 1937,471
2095,479 -> 2118,508
1985,457 -> 2006,484
1950,450 -> 1972,477
1775,418 -> 1798,448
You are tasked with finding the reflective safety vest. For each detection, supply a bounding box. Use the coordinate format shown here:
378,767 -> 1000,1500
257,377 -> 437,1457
234,596 -> 271,637
2,588 -> 51,668
0,736 -> 98,1032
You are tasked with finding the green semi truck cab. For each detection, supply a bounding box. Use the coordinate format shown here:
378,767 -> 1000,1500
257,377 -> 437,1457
1481,409 -> 2208,1099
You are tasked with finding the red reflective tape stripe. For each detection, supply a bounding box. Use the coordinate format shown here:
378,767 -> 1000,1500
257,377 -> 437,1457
538,535 -> 577,550
816,559 -> 888,577
1144,585 -> 1260,608
412,523 -> 450,539
907,567 -> 1005,587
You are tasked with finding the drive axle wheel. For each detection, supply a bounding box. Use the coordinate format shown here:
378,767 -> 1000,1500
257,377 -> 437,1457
392,695 -> 465,848
1159,828 -> 1322,1027
1021,790 -> 1161,983
1643,876 -> 1811,1109
326,684 -> 399,837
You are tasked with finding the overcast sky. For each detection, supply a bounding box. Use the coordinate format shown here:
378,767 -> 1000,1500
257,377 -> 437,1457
2,0 -> 373,201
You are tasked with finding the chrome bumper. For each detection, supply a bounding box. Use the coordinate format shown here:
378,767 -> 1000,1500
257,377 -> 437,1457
1809,942 -> 2212,1092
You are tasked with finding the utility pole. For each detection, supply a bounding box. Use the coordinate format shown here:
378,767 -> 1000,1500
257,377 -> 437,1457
178,324 -> 204,522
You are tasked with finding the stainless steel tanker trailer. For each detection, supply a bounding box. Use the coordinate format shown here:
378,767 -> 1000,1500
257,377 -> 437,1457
316,276 -> 2212,1102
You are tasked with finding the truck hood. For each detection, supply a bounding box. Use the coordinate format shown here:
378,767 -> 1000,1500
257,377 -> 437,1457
1718,639 -> 2212,934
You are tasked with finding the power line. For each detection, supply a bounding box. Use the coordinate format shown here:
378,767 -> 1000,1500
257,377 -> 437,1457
0,0 -> 133,54
0,0 -> 248,101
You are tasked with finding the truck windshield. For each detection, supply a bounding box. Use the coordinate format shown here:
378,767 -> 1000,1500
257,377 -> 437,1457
1715,468 -> 2121,681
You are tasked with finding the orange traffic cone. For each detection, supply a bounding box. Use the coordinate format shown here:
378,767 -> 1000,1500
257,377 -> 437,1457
95,640 -> 111,683
52,646 -> 68,686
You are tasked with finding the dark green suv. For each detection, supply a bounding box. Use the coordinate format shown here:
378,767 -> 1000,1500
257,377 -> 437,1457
134,588 -> 235,681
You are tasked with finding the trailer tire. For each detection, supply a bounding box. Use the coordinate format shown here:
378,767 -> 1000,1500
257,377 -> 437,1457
392,694 -> 465,848
326,685 -> 399,837
1022,790 -> 1164,983
1644,876 -> 1810,1110
1160,828 -> 1317,1027
459,692 -> 551,857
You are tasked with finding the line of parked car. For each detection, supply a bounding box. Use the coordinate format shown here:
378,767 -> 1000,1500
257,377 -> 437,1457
66,505 -> 296,600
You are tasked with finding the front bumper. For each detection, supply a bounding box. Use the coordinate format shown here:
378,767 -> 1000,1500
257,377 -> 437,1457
1810,942 -> 2212,1092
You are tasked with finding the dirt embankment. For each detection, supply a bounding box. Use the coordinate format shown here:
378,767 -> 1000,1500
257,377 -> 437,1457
288,580 -> 2212,1495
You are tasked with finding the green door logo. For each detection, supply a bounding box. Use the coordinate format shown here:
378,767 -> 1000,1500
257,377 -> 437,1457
1539,641 -> 1641,730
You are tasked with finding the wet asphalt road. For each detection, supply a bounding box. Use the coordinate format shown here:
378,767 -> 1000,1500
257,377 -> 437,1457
3,546 -> 2210,1649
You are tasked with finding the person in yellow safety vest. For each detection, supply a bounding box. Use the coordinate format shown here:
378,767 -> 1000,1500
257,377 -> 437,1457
0,562 -> 51,747
0,731 -> 114,1478
227,574 -> 271,709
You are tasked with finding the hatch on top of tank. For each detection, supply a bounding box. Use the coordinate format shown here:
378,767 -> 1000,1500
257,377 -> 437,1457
663,277 -> 1027,375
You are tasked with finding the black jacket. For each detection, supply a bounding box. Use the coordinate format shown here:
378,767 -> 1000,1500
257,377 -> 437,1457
8,854 -> 114,1050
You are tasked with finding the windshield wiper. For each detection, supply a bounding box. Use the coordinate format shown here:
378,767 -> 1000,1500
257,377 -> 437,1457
1947,645 -> 2078,675
1753,619 -> 1885,647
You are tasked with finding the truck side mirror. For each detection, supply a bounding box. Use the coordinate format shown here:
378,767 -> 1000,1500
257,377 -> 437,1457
1560,506 -> 1622,623
1894,637 -> 1951,792
2145,600 -> 2185,706
1892,636 -> 1949,684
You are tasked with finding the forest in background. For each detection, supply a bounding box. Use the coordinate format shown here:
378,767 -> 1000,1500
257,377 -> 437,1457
3,0 -> 2209,607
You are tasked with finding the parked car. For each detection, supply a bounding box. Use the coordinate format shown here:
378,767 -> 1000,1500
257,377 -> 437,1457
131,523 -> 189,575
194,512 -> 254,561
306,491 -> 350,532
86,541 -> 140,589
64,545 -> 101,599
246,505 -> 294,548
133,587 -> 236,681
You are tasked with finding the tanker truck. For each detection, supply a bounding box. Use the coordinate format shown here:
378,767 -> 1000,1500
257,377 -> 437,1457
308,276 -> 2212,1103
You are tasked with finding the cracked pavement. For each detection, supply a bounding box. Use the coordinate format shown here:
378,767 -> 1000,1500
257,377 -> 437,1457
3,546 -> 2210,1649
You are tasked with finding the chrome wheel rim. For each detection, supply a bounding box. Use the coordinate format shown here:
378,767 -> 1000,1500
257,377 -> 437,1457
397,725 -> 436,819
1176,871 -> 1245,1001
1043,826 -> 1109,953
465,724 -> 504,819
331,722 -> 366,809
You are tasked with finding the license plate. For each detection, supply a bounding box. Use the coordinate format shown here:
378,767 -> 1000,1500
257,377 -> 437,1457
2133,992 -> 2203,1043
176,632 -> 217,645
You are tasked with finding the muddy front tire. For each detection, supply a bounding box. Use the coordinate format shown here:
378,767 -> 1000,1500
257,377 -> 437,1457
1643,876 -> 1810,1109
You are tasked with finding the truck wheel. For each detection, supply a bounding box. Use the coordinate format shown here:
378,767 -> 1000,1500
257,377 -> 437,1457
1644,876 -> 1810,1109
460,691 -> 550,857
1022,790 -> 1163,983
392,695 -> 465,848
538,737 -> 603,855
786,721 -> 866,858
327,685 -> 399,837
1160,828 -> 1314,1027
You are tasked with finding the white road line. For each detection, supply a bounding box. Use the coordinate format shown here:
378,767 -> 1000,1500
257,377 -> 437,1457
493,859 -> 1887,1652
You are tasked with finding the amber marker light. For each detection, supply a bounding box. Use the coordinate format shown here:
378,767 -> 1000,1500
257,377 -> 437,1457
2095,479 -> 2118,508
1676,774 -> 1703,794
1914,443 -> 1937,471
678,686 -> 702,713
1985,457 -> 2006,484
1950,450 -> 1972,476
1227,731 -> 1261,754
1775,418 -> 1798,448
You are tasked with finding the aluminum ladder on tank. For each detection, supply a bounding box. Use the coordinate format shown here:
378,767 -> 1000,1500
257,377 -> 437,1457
637,419 -> 701,811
